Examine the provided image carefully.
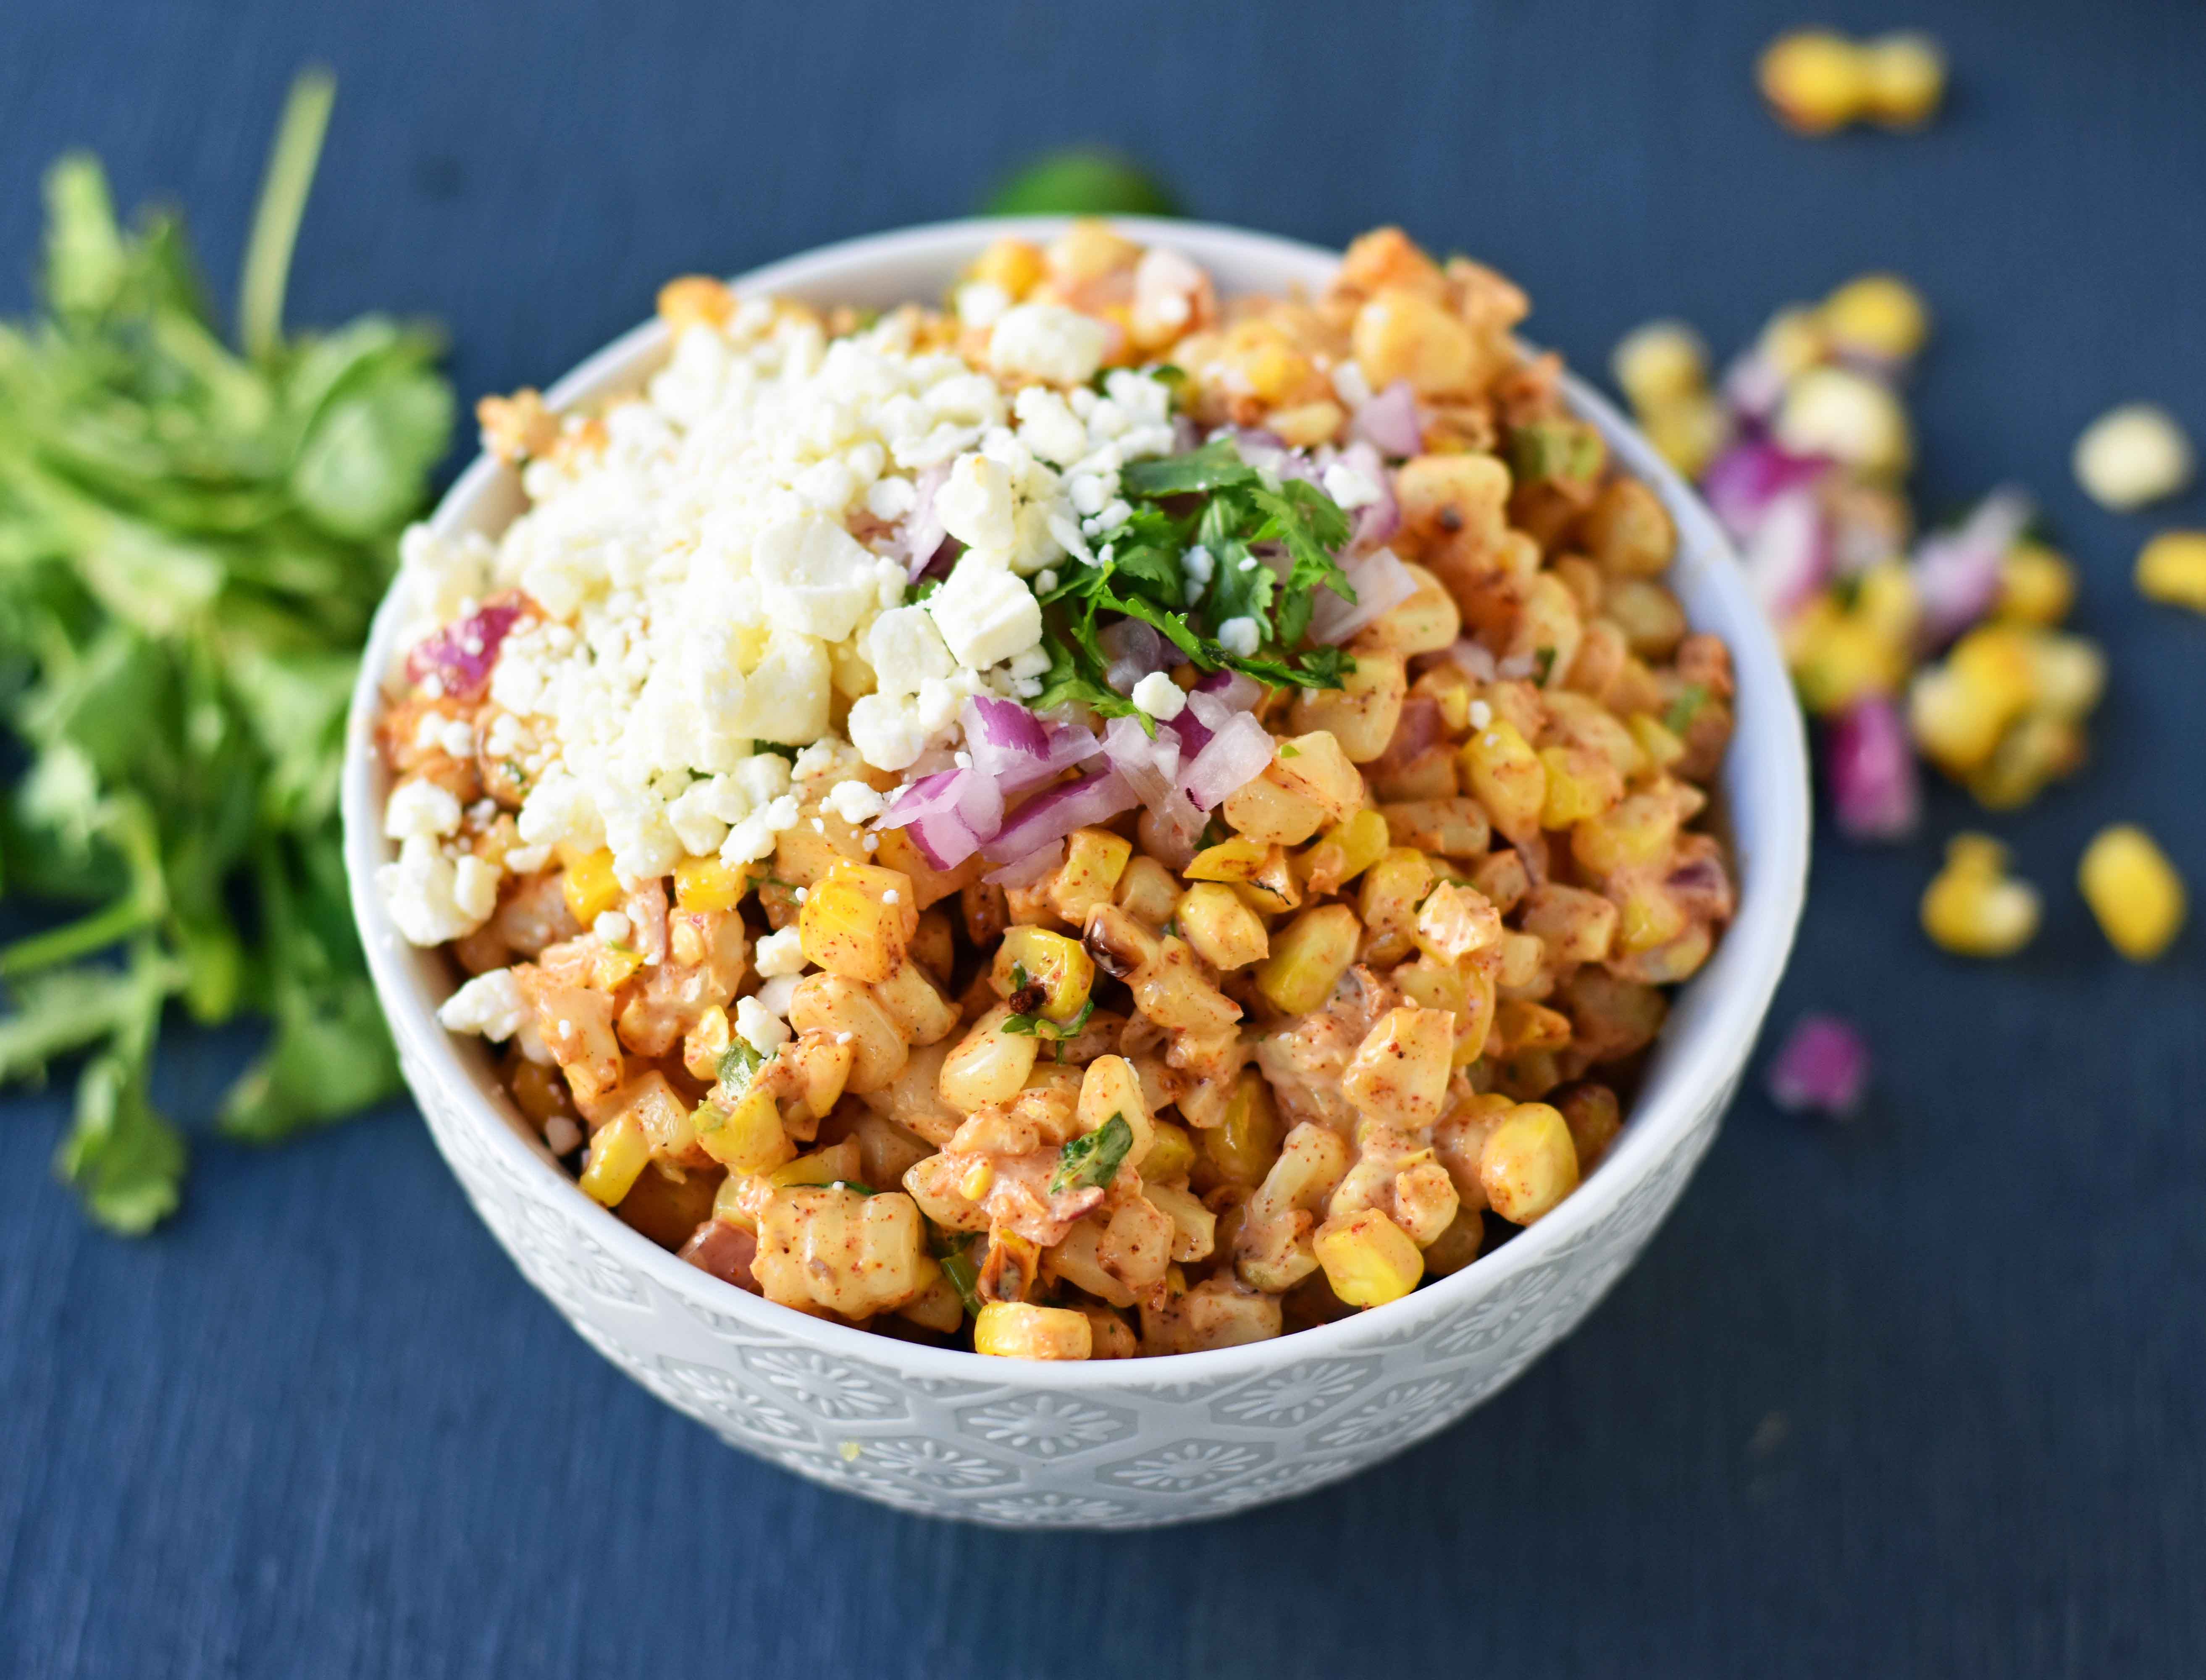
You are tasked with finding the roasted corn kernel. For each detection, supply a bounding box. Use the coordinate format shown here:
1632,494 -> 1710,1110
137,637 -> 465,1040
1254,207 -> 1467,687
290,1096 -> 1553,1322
2078,824 -> 2187,962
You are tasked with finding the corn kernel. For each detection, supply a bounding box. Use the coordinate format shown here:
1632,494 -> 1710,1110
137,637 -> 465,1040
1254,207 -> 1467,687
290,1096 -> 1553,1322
769,1137 -> 863,1189
1050,827 -> 1132,922
971,237 -> 1045,299
578,1110 -> 651,1206
1255,904 -> 1361,1014
2075,404 -> 2194,511
1757,29 -> 1868,134
1537,744 -> 1624,828
1860,32 -> 1946,128
1626,713 -> 1686,773
1776,366 -> 1912,477
1610,320 -> 1708,412
693,1087 -> 794,1174
1822,273 -> 1929,364
959,1158 -> 995,1201
1174,882 -> 1270,971
1143,1119 -> 1198,1184
1300,807 -> 1391,896
1458,717 -> 1547,843
2078,824 -> 2187,962
974,1300 -> 1092,1360
1479,1103 -> 1580,1225
1205,1072 -> 1280,1186
799,860 -> 913,984
560,848 -> 622,927
1313,1209 -> 1424,1308
1641,393 -> 1729,479
1920,833 -> 2040,957
673,855 -> 752,912
1997,541 -> 2076,625
656,275 -> 734,329
1185,834 -> 1274,883
992,926 -> 1095,1018
1413,880 -> 1503,963
2136,530 -> 2206,612
1909,625 -> 2038,774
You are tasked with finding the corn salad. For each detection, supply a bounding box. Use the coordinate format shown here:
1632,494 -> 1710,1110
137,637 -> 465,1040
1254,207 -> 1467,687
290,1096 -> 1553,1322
380,226 -> 1736,1358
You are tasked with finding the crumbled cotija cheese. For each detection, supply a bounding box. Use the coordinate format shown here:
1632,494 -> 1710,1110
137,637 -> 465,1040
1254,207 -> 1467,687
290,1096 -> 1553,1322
388,299 -> 1179,921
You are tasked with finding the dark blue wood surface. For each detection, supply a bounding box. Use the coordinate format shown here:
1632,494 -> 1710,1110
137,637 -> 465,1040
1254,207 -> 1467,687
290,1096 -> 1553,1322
4,2 -> 2202,1674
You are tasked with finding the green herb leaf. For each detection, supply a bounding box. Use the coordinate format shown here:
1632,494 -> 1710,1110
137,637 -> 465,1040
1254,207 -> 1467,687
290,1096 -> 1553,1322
1003,996 -> 1097,1040
716,1041 -> 765,1091
1049,1113 -> 1135,1195
1664,682 -> 1710,735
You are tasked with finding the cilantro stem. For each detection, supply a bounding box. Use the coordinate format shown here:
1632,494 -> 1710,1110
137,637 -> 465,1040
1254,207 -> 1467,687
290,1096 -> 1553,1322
0,895 -> 160,980
236,67 -> 335,362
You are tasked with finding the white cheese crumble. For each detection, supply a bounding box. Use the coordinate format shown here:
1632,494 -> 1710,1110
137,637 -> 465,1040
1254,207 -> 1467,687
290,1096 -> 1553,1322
1131,671 -> 1187,722
753,926 -> 808,978
1217,617 -> 1262,658
384,778 -> 463,842
734,994 -> 793,1055
438,968 -> 529,1042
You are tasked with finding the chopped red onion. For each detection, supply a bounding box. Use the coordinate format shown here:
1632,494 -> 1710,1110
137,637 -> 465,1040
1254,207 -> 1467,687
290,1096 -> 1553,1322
1194,668 -> 1265,709
1348,379 -> 1423,458
1911,486 -> 2033,651
1182,711 -> 1275,810
406,598 -> 522,701
901,462 -> 951,579
985,837 -> 1064,888
1442,639 -> 1498,682
1701,438 -> 1830,543
1825,695 -> 1920,842
1229,428 -> 1321,487
1741,488 -> 1833,620
982,766 -> 1139,864
879,767 -> 1005,869
1766,1013 -> 1870,1118
961,697 -> 1099,794
1310,546 -> 1418,645
1100,618 -> 1172,695
1102,712 -> 1185,813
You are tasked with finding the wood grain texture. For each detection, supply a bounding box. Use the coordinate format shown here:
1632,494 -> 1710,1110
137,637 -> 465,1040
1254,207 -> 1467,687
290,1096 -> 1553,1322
2,0 -> 2202,1673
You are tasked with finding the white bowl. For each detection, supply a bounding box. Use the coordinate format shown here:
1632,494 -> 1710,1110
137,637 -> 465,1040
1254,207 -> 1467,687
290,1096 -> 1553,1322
342,218 -> 1810,1528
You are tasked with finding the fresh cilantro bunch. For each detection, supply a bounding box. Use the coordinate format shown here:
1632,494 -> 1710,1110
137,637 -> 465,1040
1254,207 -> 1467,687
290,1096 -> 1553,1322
0,72 -> 455,1231
1034,437 -> 1358,717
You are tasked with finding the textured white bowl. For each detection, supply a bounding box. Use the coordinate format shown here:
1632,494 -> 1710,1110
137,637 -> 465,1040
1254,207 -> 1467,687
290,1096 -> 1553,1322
342,218 -> 1809,1528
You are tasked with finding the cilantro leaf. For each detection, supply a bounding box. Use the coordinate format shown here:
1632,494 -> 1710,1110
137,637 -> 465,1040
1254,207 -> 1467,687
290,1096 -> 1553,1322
1003,996 -> 1098,1040
1121,438 -> 1258,497
1049,1113 -> 1135,1196
1664,682 -> 1710,735
983,149 -> 1179,218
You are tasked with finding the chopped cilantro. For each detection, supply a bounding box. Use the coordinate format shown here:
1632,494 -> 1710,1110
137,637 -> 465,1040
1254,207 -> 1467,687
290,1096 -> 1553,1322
909,576 -> 943,603
716,1041 -> 764,1091
939,1246 -> 984,1317
1278,743 -> 1301,759
1664,682 -> 1711,735
1049,1113 -> 1135,1196
1034,436 -> 1359,718
1532,646 -> 1557,685
1505,419 -> 1604,486
756,743 -> 801,761
1004,996 -> 1097,1040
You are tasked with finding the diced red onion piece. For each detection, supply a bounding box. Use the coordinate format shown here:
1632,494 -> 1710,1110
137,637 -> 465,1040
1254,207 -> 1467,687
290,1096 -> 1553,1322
1310,546 -> 1418,645
965,694 -> 1049,758
1911,486 -> 2033,651
981,766 -> 1140,864
1349,379 -> 1423,458
961,696 -> 1100,795
901,462 -> 952,579
985,837 -> 1065,888
1766,1013 -> 1871,1118
1193,669 -> 1265,712
1102,713 -> 1183,813
1741,488 -> 1833,620
879,767 -> 1005,869
406,599 -> 521,700
1182,711 -> 1275,810
1100,617 -> 1171,695
1443,639 -> 1498,682
1142,789 -> 1207,870
1701,438 -> 1830,542
1825,695 -> 1920,842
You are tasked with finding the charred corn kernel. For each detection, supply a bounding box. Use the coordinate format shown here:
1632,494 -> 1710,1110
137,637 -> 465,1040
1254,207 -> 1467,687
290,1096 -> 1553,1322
1538,745 -> 1624,828
1757,29 -> 1867,134
1300,807 -> 1390,896
1205,1072 -> 1280,1184
1175,882 -> 1270,970
2078,825 -> 2187,961
673,855 -> 752,913
1480,1103 -> 1579,1224
1143,1120 -> 1198,1184
510,1060 -> 575,1128
1611,320 -> 1707,412
578,1110 -> 651,1206
992,926 -> 1095,1018
1314,1209 -> 1425,1307
656,275 -> 735,329
1050,827 -> 1132,923
1777,366 -> 1912,477
560,848 -> 621,926
974,1300 -> 1092,1361
1256,904 -> 1362,1014
1642,392 -> 1728,479
1921,834 -> 2040,957
2135,530 -> 2206,612
1626,713 -> 1686,773
959,1158 -> 995,1201
972,237 -> 1045,298
1414,880 -> 1503,963
1458,717 -> 1547,842
1186,834 -> 1273,883
940,1004 -> 1043,1111
693,1087 -> 794,1174
2076,404 -> 2194,511
1861,32 -> 1946,127
1994,540 -> 2076,624
1822,273 -> 1929,363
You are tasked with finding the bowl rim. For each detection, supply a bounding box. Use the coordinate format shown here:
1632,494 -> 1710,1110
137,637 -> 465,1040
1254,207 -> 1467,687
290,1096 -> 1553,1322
342,214 -> 1810,1389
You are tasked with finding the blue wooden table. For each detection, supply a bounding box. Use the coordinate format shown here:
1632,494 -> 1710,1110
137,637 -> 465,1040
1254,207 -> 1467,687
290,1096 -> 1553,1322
4,1 -> 2202,1673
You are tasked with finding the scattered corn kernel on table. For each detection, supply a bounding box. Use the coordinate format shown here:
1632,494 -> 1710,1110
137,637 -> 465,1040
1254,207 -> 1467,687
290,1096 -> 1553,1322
4,0 -> 2202,1673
